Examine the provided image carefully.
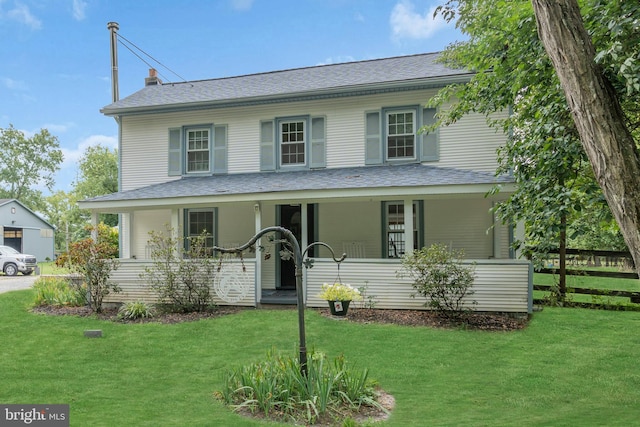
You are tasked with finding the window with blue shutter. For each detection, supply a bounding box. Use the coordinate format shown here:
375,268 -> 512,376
310,116 -> 326,169
420,108 -> 439,161
261,115 -> 326,171
167,123 -> 227,176
213,125 -> 227,174
168,128 -> 182,176
260,120 -> 276,171
365,111 -> 383,165
366,107 -> 439,164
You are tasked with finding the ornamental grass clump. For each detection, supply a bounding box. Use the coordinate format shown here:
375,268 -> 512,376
215,348 -> 384,425
317,283 -> 363,301
117,301 -> 155,320
32,276 -> 87,307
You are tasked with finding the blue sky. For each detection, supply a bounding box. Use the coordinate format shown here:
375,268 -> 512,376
0,0 -> 462,195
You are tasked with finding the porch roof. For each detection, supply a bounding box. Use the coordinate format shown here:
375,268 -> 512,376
79,164 -> 514,211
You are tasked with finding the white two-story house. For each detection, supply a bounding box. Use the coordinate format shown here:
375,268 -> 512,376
80,52 -> 532,313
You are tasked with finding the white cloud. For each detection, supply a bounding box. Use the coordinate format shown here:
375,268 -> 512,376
7,3 -> 42,30
72,0 -> 87,21
61,134 -> 118,168
390,1 -> 448,40
42,122 -> 74,134
0,76 -> 27,90
230,0 -> 253,11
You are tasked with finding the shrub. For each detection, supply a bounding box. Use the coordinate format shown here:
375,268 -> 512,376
63,223 -> 120,313
33,276 -> 86,307
118,301 -> 155,320
399,243 -> 477,320
141,225 -> 216,313
215,348 -> 384,425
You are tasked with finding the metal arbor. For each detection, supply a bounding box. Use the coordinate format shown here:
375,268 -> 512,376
212,226 -> 345,375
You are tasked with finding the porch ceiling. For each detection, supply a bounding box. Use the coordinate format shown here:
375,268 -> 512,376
78,163 -> 515,212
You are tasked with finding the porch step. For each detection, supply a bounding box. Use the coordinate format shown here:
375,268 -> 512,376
261,289 -> 297,305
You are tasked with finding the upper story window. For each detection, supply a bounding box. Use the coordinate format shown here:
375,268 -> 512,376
260,116 -> 326,171
168,124 -> 227,177
365,107 -> 438,165
186,128 -> 210,173
280,120 -> 306,166
386,111 -> 415,160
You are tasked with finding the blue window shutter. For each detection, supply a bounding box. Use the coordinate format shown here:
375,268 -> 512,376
420,108 -> 439,161
213,125 -> 227,174
310,116 -> 326,168
168,128 -> 182,176
365,112 -> 382,165
260,120 -> 276,171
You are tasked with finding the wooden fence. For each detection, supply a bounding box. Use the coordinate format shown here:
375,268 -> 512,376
533,249 -> 640,307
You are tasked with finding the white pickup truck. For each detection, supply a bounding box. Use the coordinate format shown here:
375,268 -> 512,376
0,245 -> 37,276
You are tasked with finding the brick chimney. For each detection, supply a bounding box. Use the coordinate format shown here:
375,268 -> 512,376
145,68 -> 162,86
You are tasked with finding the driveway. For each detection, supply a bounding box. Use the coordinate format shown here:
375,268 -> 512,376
0,274 -> 37,294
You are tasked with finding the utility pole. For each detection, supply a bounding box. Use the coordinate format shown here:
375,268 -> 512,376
107,22 -> 119,103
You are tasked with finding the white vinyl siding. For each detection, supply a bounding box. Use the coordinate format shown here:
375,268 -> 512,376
105,259 -> 256,307
305,259 -> 530,313
119,90 -> 506,191
425,198 -> 495,258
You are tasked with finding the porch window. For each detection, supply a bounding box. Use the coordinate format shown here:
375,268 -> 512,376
386,111 -> 415,160
186,208 -> 216,253
383,201 -> 422,258
186,128 -> 210,173
279,119 -> 306,166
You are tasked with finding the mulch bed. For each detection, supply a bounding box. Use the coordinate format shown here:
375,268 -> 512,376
32,304 -> 529,331
30,304 -> 246,323
335,307 -> 529,331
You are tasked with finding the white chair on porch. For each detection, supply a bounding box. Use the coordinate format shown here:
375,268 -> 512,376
342,241 -> 366,259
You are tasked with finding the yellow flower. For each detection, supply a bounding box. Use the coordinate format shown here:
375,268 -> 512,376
317,283 -> 362,301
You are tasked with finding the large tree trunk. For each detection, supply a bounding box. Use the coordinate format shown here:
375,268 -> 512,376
532,0 -> 640,275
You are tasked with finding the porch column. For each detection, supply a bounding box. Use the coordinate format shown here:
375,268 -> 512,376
404,199 -> 414,255
121,212 -> 132,259
254,203 -> 262,304
300,203 -> 309,301
492,202 -> 500,259
170,208 -> 181,254
90,211 -> 99,240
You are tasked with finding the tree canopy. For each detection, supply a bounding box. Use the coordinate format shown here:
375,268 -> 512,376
429,0 -> 639,268
0,124 -> 63,210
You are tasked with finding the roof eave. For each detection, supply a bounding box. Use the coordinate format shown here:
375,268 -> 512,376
78,181 -> 515,213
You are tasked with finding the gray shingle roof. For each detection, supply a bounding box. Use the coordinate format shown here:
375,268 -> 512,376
83,164 -> 513,205
101,52 -> 471,115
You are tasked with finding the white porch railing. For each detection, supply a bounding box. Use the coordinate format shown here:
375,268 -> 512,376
106,258 -> 532,313
305,258 -> 532,313
105,259 -> 256,307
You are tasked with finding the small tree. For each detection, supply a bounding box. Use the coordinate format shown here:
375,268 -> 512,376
399,243 -> 476,320
141,226 -> 216,313
62,223 -> 120,313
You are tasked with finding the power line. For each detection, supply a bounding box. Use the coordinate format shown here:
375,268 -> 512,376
115,32 -> 187,83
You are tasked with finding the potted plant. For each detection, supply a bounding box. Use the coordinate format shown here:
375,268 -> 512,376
317,283 -> 363,316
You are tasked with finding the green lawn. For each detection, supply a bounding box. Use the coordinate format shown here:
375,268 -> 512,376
2,289 -> 640,426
